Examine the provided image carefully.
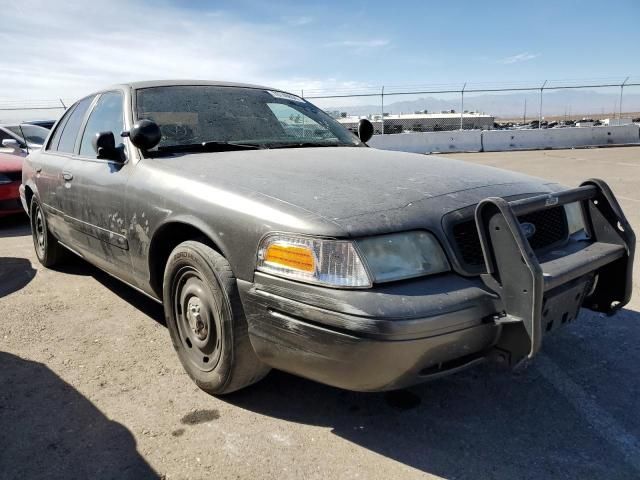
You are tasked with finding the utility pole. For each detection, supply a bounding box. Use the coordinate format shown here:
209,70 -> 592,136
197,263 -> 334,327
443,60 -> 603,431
460,82 -> 466,130
539,80 -> 547,129
381,86 -> 385,135
619,76 -> 629,120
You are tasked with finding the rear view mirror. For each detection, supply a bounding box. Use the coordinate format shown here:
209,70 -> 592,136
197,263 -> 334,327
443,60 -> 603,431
2,138 -> 23,152
357,119 -> 374,143
126,119 -> 161,150
92,131 -> 123,162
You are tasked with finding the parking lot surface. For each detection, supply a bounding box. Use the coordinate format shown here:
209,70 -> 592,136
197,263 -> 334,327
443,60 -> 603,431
1,146 -> 639,479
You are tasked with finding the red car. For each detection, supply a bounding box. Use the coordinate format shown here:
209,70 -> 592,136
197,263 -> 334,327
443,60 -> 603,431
0,152 -> 24,217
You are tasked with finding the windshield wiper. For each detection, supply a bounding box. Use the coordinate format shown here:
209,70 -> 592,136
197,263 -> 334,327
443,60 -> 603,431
155,140 -> 263,154
267,141 -> 351,149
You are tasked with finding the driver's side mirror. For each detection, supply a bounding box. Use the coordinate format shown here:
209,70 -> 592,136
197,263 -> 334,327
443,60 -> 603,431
92,131 -> 124,162
2,138 -> 24,152
357,119 -> 374,143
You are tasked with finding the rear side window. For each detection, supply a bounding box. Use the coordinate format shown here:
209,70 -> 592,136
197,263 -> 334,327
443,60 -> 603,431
79,92 -> 124,157
48,106 -> 76,150
56,96 -> 94,153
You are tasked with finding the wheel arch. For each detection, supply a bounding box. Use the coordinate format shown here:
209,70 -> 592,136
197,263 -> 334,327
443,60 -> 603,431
147,217 -> 231,300
23,182 -> 36,212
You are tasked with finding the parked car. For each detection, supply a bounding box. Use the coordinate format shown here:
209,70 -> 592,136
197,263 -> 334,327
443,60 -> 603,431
0,124 -> 50,154
25,120 -> 56,130
21,80 -> 635,394
0,152 -> 24,217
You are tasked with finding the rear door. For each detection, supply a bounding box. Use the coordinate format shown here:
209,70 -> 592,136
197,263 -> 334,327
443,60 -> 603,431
64,90 -> 134,280
35,96 -> 94,241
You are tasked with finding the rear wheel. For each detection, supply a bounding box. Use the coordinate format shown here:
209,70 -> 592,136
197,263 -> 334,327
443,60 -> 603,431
30,197 -> 66,267
163,240 -> 269,394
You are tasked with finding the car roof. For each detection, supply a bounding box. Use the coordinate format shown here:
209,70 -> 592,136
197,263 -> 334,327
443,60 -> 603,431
107,79 -> 276,92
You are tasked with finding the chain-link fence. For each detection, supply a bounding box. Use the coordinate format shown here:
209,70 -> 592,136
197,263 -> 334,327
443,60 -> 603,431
301,76 -> 640,134
0,98 -> 71,124
2,77 -> 639,134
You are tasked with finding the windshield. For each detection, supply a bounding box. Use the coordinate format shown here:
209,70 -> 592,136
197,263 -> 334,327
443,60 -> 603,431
6,124 -> 49,145
135,85 -> 361,153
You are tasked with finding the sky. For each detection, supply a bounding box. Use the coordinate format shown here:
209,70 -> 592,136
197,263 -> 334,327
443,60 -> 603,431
0,0 -> 638,102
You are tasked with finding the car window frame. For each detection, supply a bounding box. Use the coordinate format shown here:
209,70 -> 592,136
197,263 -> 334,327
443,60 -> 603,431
46,95 -> 96,155
76,89 -> 128,164
45,104 -> 77,151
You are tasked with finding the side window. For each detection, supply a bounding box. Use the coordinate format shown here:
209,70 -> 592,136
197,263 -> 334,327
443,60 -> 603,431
47,105 -> 77,151
79,92 -> 124,157
56,96 -> 94,153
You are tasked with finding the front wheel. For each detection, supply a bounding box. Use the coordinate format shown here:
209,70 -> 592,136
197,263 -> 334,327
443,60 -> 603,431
163,240 -> 270,395
30,197 -> 66,268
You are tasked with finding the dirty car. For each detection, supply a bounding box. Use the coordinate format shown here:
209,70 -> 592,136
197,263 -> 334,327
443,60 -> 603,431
21,80 -> 635,394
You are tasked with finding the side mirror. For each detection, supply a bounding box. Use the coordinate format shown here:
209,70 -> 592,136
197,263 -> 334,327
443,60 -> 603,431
357,119 -> 374,143
2,138 -> 23,152
126,119 -> 161,150
92,131 -> 123,162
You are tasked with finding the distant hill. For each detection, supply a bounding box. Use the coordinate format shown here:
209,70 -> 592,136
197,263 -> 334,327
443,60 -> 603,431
323,89 -> 640,119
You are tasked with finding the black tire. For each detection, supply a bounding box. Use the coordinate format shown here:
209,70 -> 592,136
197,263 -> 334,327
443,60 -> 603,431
163,240 -> 270,395
30,197 -> 66,268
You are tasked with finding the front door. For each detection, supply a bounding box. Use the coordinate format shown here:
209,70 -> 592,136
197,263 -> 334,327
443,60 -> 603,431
64,90 -> 135,282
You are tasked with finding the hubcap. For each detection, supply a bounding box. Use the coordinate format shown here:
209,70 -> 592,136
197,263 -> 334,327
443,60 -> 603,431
172,267 -> 222,372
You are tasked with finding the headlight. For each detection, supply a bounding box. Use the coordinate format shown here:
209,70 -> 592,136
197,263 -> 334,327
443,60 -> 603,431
257,234 -> 371,288
256,231 -> 449,288
565,202 -> 585,236
356,231 -> 449,283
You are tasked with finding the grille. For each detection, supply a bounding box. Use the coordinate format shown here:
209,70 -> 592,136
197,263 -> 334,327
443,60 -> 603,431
452,206 -> 568,268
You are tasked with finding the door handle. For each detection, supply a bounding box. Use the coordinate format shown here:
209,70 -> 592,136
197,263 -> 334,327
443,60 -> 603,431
35,167 -> 42,173
61,171 -> 73,181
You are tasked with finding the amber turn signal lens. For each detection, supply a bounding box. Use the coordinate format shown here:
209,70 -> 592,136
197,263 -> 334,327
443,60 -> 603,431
264,244 -> 315,272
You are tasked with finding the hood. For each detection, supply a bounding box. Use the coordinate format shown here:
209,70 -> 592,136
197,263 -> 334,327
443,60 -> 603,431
151,147 -> 558,234
0,152 -> 24,173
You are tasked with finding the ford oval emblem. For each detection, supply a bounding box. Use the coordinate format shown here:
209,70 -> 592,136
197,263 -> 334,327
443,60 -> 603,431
521,222 -> 536,238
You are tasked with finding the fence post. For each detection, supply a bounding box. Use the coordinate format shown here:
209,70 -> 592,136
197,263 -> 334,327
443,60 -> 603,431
381,86 -> 385,135
460,82 -> 466,130
539,80 -> 547,129
619,77 -> 629,120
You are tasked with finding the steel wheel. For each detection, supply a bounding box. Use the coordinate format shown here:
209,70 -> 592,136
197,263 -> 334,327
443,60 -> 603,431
34,205 -> 46,257
30,197 -> 65,268
163,240 -> 270,394
171,266 -> 223,372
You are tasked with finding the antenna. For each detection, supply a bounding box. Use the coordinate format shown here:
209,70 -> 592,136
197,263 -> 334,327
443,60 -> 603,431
17,124 -> 30,155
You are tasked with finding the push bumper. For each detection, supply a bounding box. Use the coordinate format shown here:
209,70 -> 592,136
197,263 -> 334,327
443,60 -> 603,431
239,179 -> 634,391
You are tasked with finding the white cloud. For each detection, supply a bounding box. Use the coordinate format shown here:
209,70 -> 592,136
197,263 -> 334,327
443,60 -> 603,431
499,52 -> 540,64
325,39 -> 390,48
0,1 -> 327,103
283,15 -> 313,26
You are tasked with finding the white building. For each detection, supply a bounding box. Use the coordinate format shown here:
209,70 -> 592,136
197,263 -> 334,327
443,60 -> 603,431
337,112 -> 495,134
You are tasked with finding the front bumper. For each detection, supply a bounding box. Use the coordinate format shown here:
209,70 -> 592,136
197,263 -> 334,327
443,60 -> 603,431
239,272 -> 503,391
239,179 -> 634,392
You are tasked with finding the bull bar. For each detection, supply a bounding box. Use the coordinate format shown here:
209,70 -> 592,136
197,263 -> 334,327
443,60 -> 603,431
475,179 -> 635,364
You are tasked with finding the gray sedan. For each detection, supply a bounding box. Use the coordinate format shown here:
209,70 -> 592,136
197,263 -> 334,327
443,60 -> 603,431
21,80 -> 635,394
